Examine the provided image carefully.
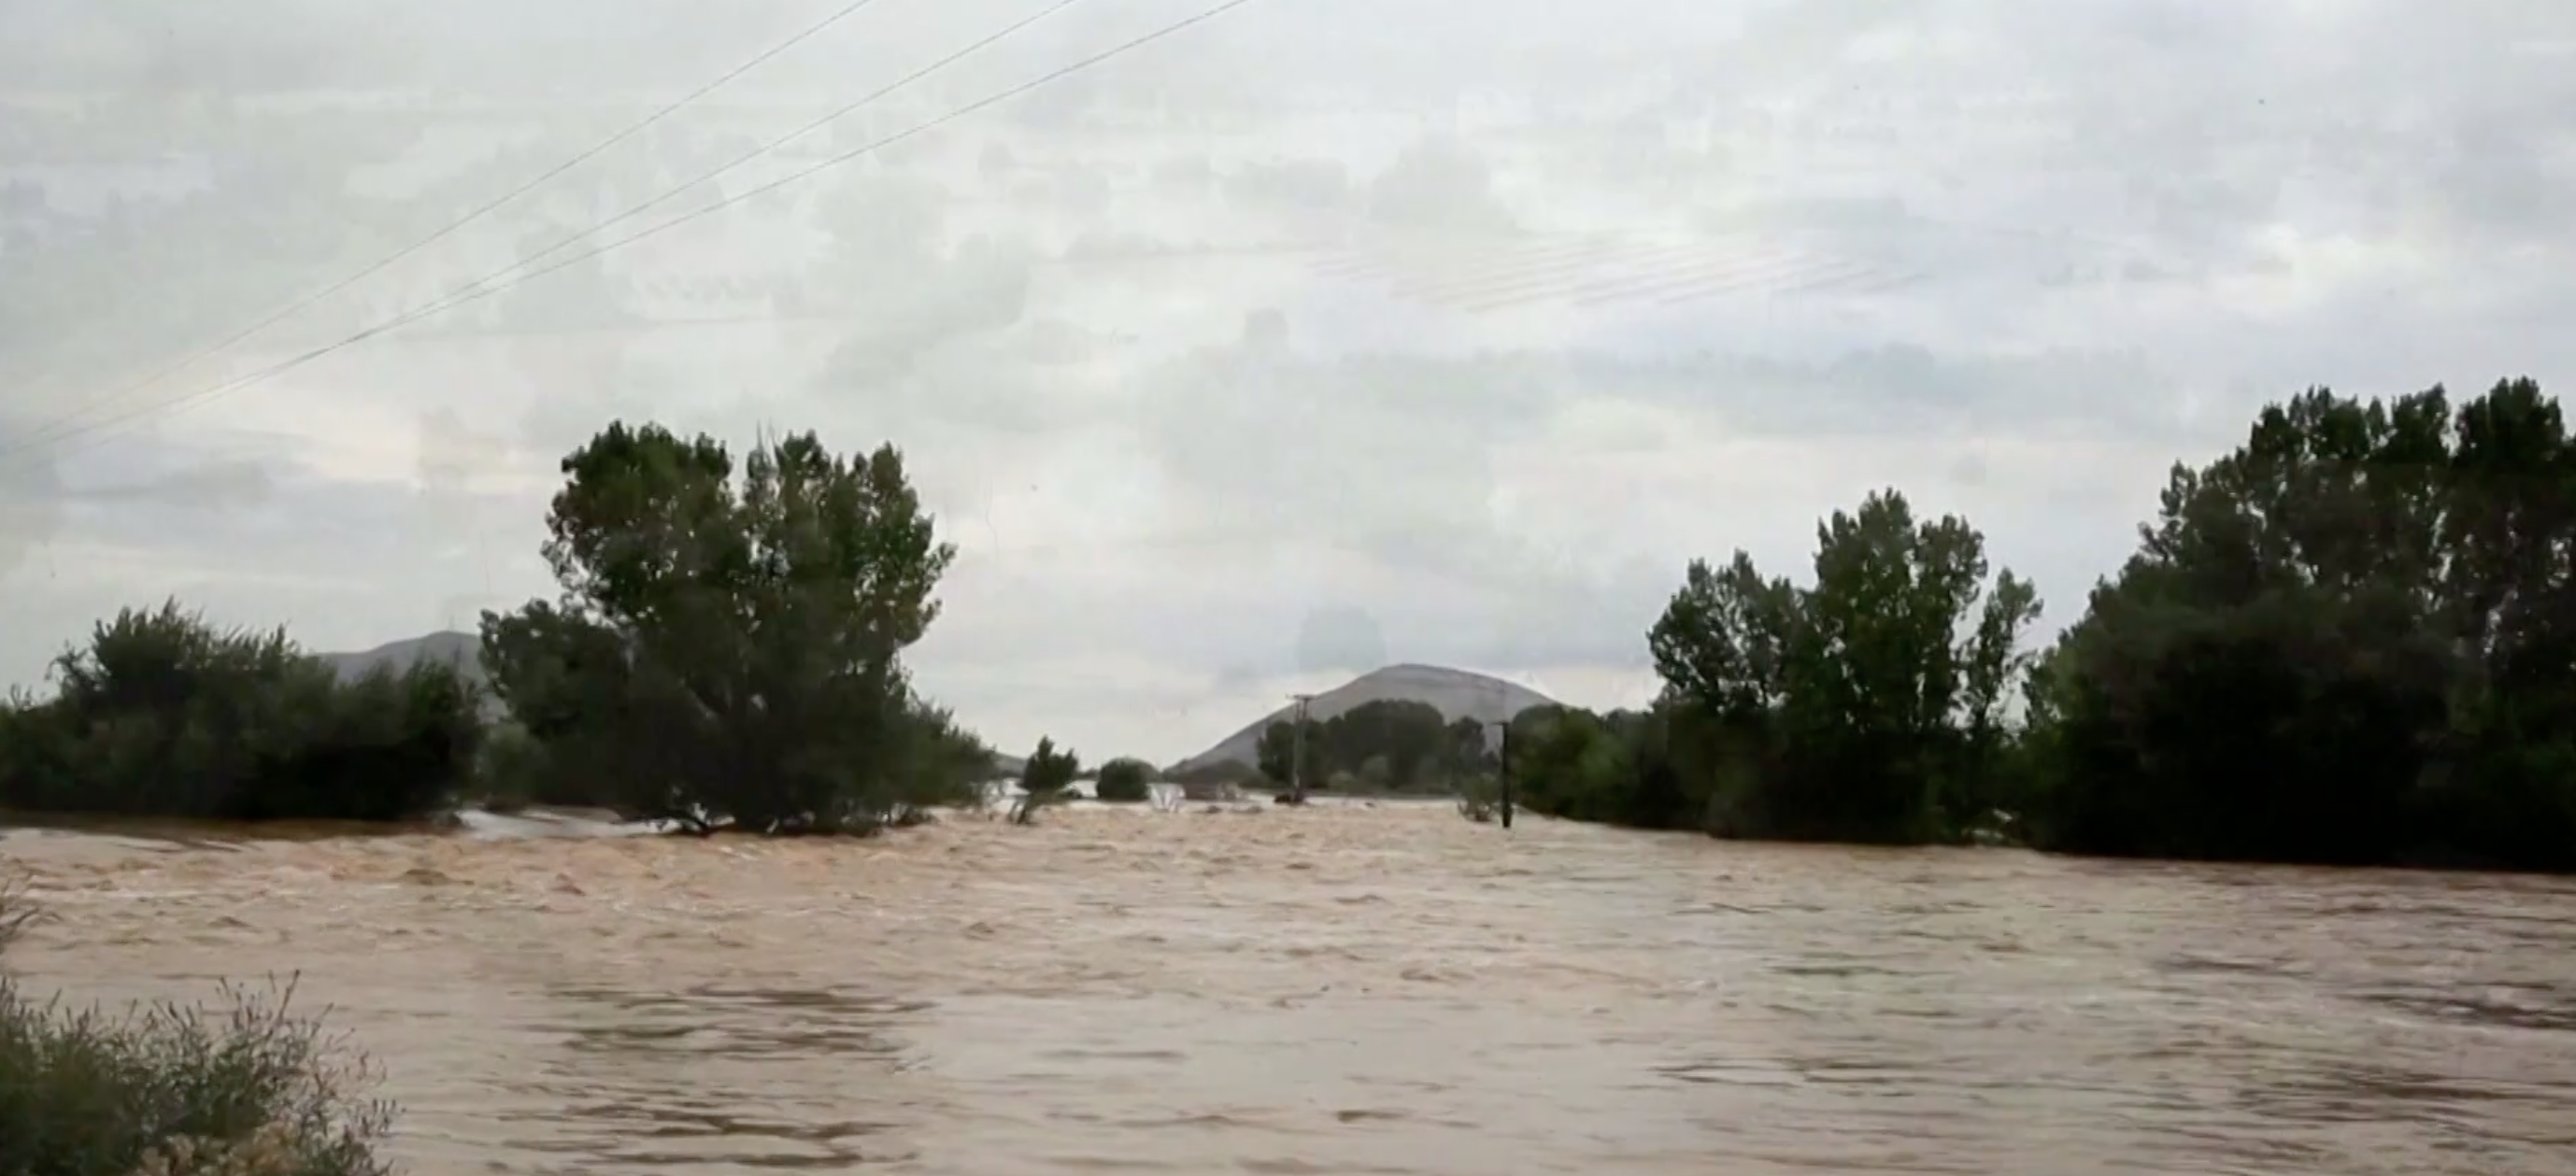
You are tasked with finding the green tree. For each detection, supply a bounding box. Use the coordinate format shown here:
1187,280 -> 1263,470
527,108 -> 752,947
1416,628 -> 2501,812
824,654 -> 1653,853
2027,380 -> 2576,871
1254,717 -> 1327,792
1645,489 -> 2042,843
1494,702 -> 1711,831
478,422 -> 978,836
1443,715 -> 1493,781
1013,736 -> 1082,824
1093,757 -> 1156,802
1318,699 -> 1448,788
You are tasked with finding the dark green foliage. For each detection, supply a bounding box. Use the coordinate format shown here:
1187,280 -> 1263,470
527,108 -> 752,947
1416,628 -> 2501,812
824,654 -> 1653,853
1501,702 -> 1718,833
477,422 -> 989,835
1514,378 -> 2576,873
0,602 -> 480,823
1012,737 -> 1081,824
1254,717 -> 1324,791
1093,758 -> 1155,802
1254,700 -> 1476,793
2025,380 -> 2576,871
0,884 -> 395,1176
1615,489 -> 2042,843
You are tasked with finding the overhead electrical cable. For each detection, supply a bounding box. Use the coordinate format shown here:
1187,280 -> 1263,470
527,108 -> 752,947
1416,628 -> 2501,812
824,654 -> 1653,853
7,0 -> 891,450
1,0 -> 1260,467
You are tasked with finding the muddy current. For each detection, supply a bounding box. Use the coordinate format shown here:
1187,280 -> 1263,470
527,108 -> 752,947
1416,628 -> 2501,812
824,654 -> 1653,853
4,801 -> 2572,1175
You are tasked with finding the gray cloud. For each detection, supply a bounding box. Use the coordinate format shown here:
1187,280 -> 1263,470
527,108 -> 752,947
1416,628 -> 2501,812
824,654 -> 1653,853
7,0 -> 2576,759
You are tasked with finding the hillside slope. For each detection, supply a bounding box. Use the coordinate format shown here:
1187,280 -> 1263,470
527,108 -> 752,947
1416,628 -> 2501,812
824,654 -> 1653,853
316,631 -> 484,686
1172,664 -> 1561,772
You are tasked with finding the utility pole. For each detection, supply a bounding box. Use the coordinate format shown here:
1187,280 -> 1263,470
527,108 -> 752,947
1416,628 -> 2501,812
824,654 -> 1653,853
1479,717 -> 1516,829
1288,693 -> 1315,805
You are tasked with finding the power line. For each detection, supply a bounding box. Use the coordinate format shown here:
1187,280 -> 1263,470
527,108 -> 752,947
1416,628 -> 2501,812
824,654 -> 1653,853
468,0 -> 1092,327
2,0 -> 1260,467
7,0 -> 891,451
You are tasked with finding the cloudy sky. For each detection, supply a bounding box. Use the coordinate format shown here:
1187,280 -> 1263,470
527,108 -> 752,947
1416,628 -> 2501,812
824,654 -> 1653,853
5,0 -> 2575,763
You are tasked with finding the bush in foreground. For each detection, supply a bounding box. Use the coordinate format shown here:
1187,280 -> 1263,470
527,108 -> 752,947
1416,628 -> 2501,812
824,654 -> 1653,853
0,881 -> 396,1176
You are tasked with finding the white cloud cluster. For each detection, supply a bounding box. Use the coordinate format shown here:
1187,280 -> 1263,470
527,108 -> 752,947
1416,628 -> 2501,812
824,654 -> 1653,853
7,0 -> 2576,761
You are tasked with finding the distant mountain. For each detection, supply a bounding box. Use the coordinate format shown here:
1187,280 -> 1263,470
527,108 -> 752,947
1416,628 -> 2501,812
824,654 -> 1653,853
1171,664 -> 1561,773
315,631 -> 484,687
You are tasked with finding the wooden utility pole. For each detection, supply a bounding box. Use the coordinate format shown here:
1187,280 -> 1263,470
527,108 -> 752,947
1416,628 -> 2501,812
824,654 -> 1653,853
1288,693 -> 1315,805
1480,717 -> 1516,829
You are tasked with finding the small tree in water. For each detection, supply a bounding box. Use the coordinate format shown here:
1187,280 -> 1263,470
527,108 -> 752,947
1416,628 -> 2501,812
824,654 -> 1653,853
1012,737 -> 1081,824
478,422 -> 988,835
1093,757 -> 1155,802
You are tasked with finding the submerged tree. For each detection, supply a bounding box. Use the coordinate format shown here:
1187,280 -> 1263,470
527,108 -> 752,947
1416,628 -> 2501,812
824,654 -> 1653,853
479,421 -> 982,835
1012,737 -> 1082,824
1093,757 -> 1156,802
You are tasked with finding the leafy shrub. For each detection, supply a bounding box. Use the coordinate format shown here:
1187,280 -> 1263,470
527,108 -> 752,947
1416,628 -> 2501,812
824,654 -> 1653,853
0,882 -> 396,1176
1093,758 -> 1155,802
0,602 -> 479,823
1011,737 -> 1081,824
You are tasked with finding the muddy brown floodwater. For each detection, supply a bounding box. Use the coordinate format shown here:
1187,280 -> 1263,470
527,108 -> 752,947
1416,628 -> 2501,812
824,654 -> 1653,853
4,801 -> 2573,1174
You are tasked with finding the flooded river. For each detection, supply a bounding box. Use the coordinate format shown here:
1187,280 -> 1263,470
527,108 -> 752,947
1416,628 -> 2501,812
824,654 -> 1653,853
4,802 -> 2572,1174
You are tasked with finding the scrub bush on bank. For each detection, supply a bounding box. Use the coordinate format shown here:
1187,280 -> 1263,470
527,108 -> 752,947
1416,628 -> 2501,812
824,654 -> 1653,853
0,879 -> 397,1176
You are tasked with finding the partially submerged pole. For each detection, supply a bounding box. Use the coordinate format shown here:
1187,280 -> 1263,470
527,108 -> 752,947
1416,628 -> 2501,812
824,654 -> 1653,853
1288,692 -> 1315,805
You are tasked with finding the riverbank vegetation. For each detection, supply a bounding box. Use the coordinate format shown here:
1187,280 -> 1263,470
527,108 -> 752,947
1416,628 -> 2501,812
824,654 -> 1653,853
1253,699 -> 1493,795
472,423 -> 991,835
1479,379 -> 2576,873
1010,737 -> 1082,824
0,602 -> 482,823
0,879 -> 396,1176
4,383 -> 2571,872
0,421 -> 1003,836
1093,758 -> 1157,802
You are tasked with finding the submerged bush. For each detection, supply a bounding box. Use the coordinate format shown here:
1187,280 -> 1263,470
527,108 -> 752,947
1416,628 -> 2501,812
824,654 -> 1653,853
1010,737 -> 1082,825
0,881 -> 397,1176
1092,758 -> 1155,803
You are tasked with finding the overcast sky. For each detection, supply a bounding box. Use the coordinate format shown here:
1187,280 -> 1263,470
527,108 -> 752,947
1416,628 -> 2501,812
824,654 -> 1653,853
5,0 -> 2575,764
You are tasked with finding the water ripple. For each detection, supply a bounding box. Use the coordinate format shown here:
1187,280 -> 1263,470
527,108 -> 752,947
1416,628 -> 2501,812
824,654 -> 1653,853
5,805 -> 2573,1175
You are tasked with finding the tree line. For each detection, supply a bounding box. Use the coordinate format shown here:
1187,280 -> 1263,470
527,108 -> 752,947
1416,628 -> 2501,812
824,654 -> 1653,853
1250,699 -> 1493,794
7,379 -> 2573,871
1475,378 -> 2574,873
0,421 -> 1128,832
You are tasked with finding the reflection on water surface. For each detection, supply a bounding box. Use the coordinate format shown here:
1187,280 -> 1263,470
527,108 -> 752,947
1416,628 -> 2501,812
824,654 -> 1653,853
6,804 -> 2571,1174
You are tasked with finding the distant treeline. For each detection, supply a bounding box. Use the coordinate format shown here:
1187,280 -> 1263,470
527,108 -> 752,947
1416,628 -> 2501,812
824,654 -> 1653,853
1491,378 -> 2575,874
0,422 -> 1095,834
7,380 -> 2572,871
1174,379 -> 2576,873
1235,699 -> 1494,794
